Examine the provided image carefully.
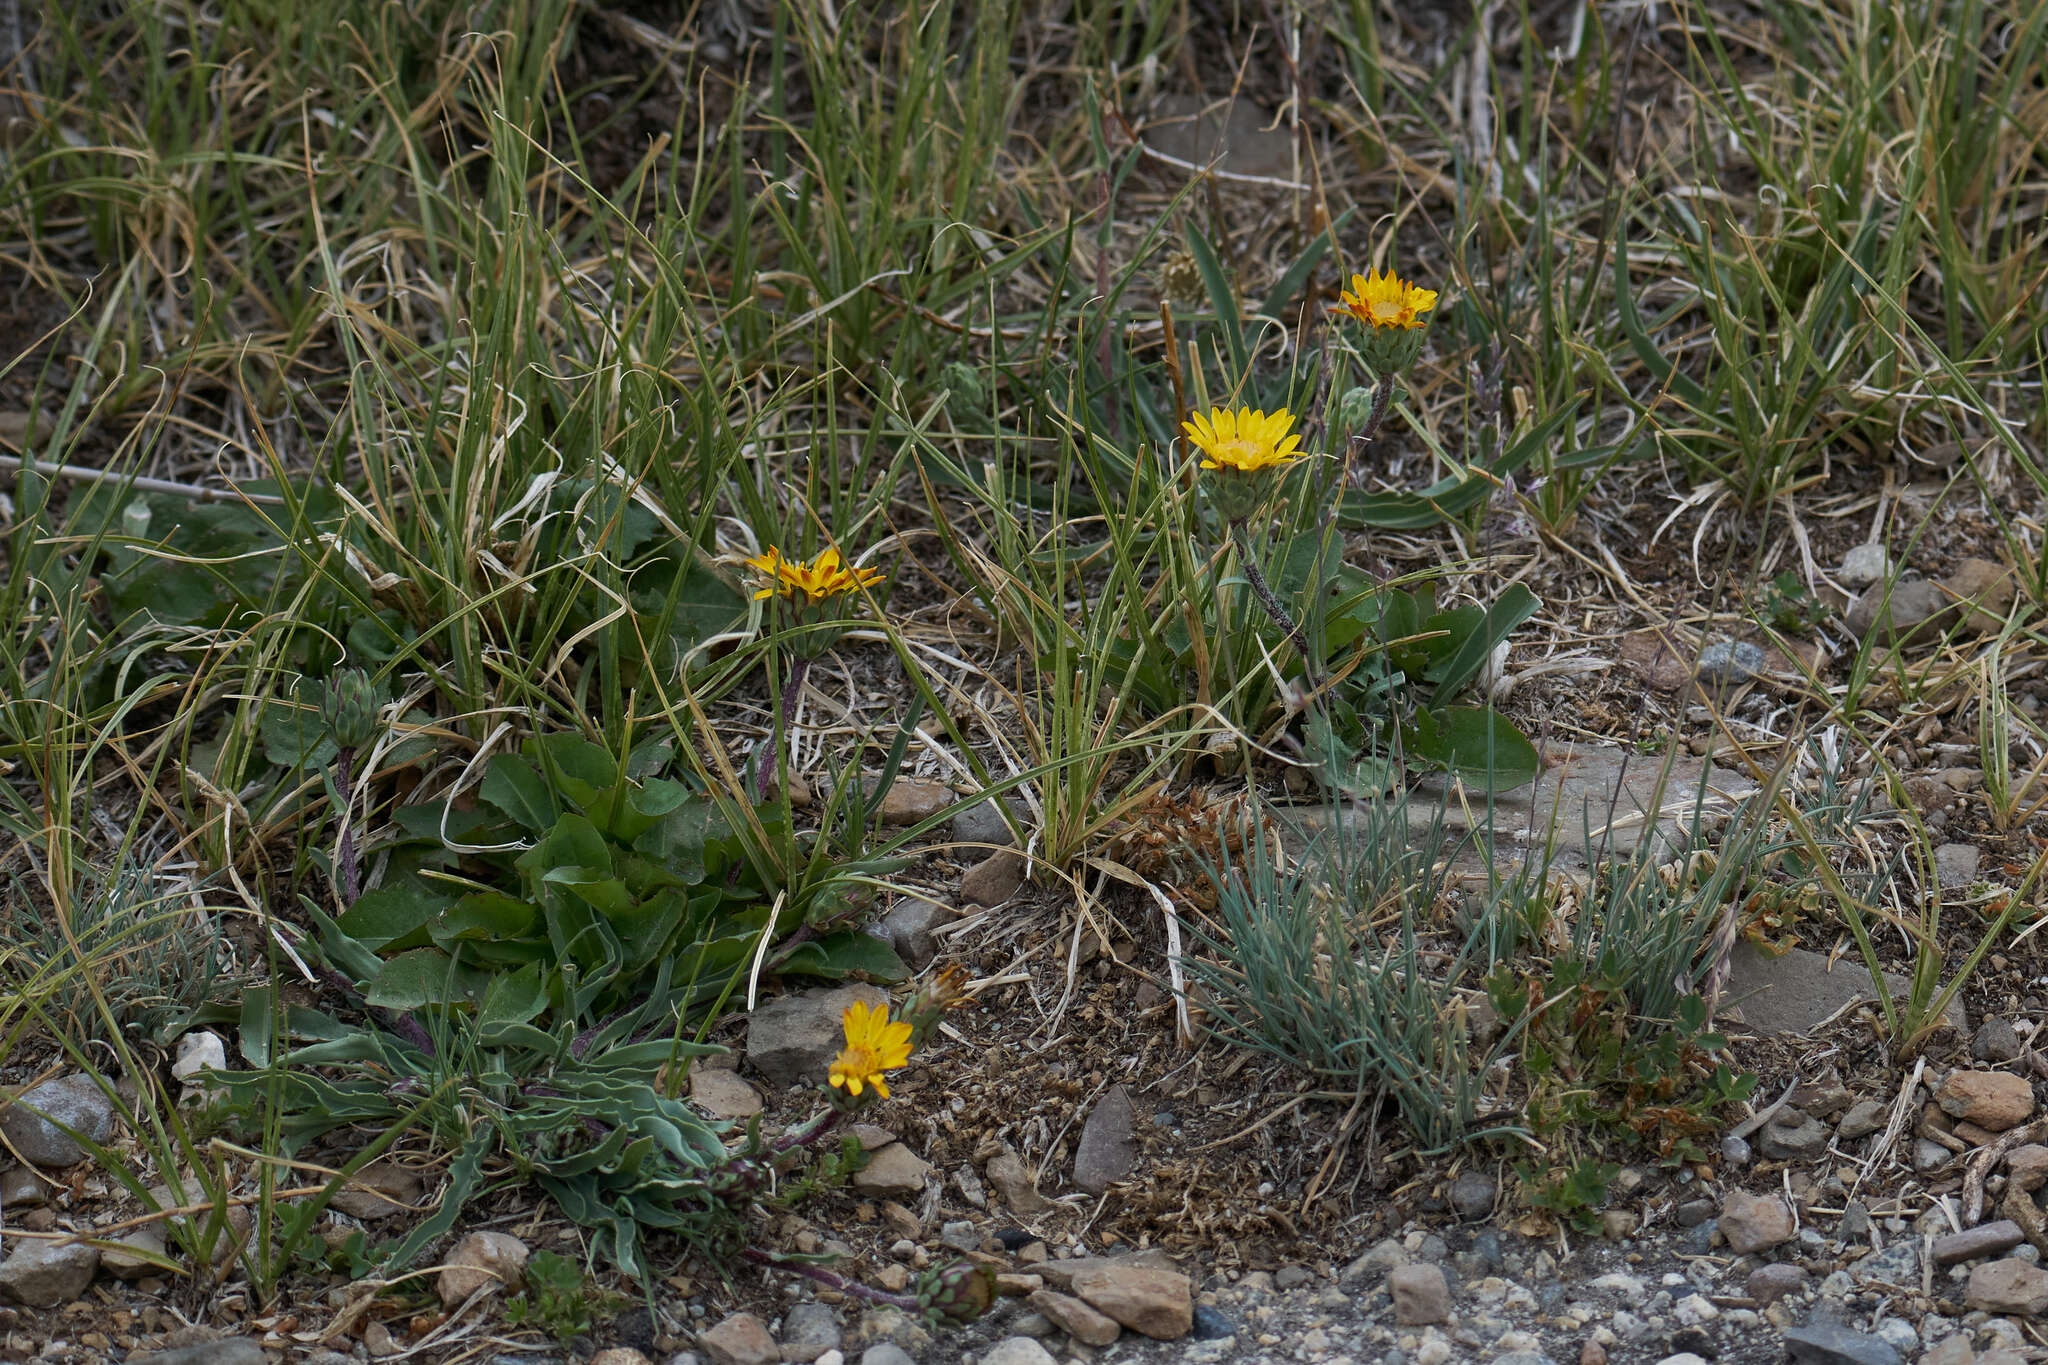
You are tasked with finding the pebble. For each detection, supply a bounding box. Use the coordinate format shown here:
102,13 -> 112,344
1839,543 -> 1892,586
1782,1322 -> 1903,1365
1390,1265 -> 1452,1326
1720,1191 -> 1795,1254
1696,638 -> 1767,685
1837,1099 -> 1887,1139
0,1239 -> 98,1306
1448,1171 -> 1498,1218
1072,1086 -> 1136,1194
1972,1017 -> 2020,1063
0,1075 -> 117,1168
1936,1071 -> 2035,1131
1189,1305 -> 1234,1341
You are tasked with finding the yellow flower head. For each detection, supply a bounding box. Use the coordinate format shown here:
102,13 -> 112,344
828,999 -> 914,1099
1182,406 -> 1304,474
1334,268 -> 1438,330
743,546 -> 884,607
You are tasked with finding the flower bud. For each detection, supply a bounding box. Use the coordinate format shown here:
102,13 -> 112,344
918,1260 -> 996,1324
1335,385 -> 1378,433
320,669 -> 384,752
941,362 -> 986,424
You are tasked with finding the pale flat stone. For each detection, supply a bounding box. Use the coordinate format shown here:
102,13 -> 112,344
1723,943 -> 1967,1038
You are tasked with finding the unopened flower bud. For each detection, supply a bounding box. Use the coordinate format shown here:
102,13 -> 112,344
320,669 -> 383,752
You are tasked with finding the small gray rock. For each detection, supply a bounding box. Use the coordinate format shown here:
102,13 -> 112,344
1721,1134 -> 1752,1166
1448,1171 -> 1497,1218
1841,1201 -> 1871,1241
1973,1017 -> 2020,1063
1847,578 -> 1945,639
0,1075 -> 117,1168
1072,1085 -> 1136,1194
1782,1322 -> 1902,1365
1676,1198 -> 1716,1228
978,1338 -> 1056,1365
950,798 -> 1022,851
938,1220 -> 978,1252
1190,1305 -> 1234,1340
0,1238 -> 98,1306
747,985 -> 888,1087
1760,1109 -> 1830,1160
781,1303 -> 841,1363
1850,1240 -> 1919,1288
1839,544 -> 1892,588
873,900 -> 955,972
1697,639 -> 1767,685
0,1166 -> 45,1209
1939,843 -> 1984,891
1915,1138 -> 1955,1173
858,1348 -> 916,1365
1837,1099 -> 1887,1140
1272,1264 -> 1313,1289
1747,1262 -> 1809,1306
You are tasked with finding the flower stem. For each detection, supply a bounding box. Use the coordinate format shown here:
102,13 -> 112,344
334,747 -> 361,906
1230,520 -> 1319,687
740,1247 -> 920,1312
755,653 -> 812,803
1347,374 -> 1398,460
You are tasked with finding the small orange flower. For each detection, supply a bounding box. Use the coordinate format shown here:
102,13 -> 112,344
1333,268 -> 1438,330
743,546 -> 883,607
828,1000 -> 914,1099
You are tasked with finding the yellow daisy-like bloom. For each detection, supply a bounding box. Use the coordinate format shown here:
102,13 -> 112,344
743,546 -> 884,607
1333,268 -> 1438,330
828,1000 -> 914,1099
1181,406 -> 1304,473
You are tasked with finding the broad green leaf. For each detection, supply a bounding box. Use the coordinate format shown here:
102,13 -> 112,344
238,986 -> 275,1069
363,948 -> 490,1010
337,884 -> 449,953
1403,706 -> 1541,791
431,892 -> 536,946
477,963 -> 549,1035
480,755 -> 558,832
775,930 -> 909,982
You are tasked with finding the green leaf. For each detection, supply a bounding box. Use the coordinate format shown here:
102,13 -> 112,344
363,948 -> 491,1011
237,986 -> 275,1069
1185,229 -> 1248,378
775,930 -> 909,982
431,892 -> 537,946
1403,707 -> 1542,791
259,678 -> 338,771
477,963 -> 550,1039
337,884 -> 450,953
481,755 -> 559,832
1423,584 -> 1540,701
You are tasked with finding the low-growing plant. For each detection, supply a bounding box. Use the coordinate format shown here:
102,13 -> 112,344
505,1249 -> 614,1345
1180,794 -> 1534,1154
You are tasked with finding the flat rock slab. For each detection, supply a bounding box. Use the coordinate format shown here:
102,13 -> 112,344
1143,95 -> 1296,181
1722,942 -> 1967,1038
1299,746 -> 1755,876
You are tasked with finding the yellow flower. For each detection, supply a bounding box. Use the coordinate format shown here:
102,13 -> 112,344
743,546 -> 884,607
1334,268 -> 1438,330
828,1000 -> 914,1099
1181,406 -> 1304,474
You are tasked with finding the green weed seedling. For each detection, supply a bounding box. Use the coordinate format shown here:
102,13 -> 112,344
505,1249 -> 613,1346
